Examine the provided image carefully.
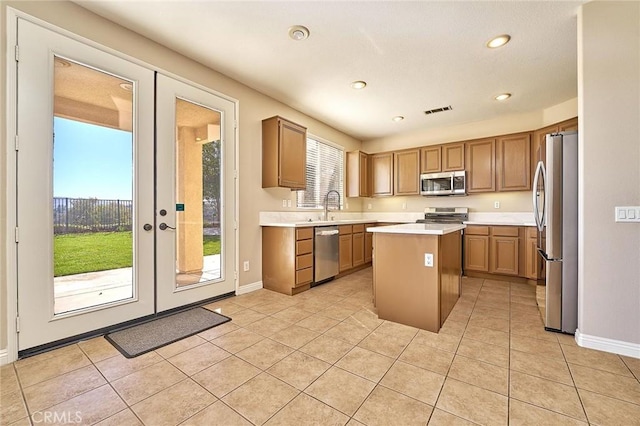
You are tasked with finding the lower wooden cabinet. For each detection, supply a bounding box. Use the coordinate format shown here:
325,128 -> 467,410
464,226 -> 489,272
364,226 -> 373,263
262,226 -> 314,295
339,225 -> 353,272
352,224 -> 365,267
525,226 -> 544,280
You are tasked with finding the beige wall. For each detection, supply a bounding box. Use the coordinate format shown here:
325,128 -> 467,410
0,1 -> 362,352
578,2 -> 640,345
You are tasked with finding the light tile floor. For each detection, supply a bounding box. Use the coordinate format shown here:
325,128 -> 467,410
2,268 -> 640,425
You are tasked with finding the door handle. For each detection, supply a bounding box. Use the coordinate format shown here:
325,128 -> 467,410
143,223 -> 153,231
159,223 -> 175,231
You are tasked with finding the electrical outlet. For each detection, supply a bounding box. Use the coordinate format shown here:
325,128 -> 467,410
367,203 -> 372,210
402,202 -> 406,210
287,199 -> 292,207
494,201 -> 500,209
424,253 -> 434,267
243,261 -> 250,272
282,199 -> 287,207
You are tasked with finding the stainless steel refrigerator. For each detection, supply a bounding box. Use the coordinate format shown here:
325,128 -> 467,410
533,131 -> 578,334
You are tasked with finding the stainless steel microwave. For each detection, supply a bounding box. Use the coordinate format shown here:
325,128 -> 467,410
420,171 -> 466,196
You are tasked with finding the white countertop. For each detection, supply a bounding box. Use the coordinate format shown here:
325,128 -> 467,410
367,223 -> 466,235
260,219 -> 378,228
464,212 -> 536,227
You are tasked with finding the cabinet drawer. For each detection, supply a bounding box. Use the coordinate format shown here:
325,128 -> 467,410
491,226 -> 520,237
352,224 -> 365,233
296,239 -> 313,255
339,225 -> 353,235
295,267 -> 313,286
465,225 -> 489,236
296,253 -> 313,270
296,227 -> 313,240
526,226 -> 537,239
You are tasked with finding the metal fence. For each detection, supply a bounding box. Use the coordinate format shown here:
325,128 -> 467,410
54,197 -> 221,235
54,197 -> 132,234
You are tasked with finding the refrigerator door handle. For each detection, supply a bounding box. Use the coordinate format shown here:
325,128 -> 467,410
532,161 -> 546,232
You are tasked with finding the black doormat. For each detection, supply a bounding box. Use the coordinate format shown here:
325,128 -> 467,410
105,307 -> 231,358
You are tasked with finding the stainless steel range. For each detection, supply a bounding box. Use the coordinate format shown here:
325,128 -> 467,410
416,207 -> 469,224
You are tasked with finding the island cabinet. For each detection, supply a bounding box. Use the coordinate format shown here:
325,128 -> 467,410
346,151 -> 371,197
465,138 -> 496,193
394,149 -> 420,195
262,116 -> 307,189
489,226 -> 521,276
371,152 -> 394,196
464,226 -> 490,272
496,132 -> 531,192
339,225 -> 353,272
262,226 -> 313,295
372,227 -> 462,333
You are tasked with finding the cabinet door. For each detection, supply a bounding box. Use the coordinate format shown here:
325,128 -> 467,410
372,152 -> 394,196
420,146 -> 441,173
346,151 -> 370,197
525,237 -> 538,279
464,235 -> 489,272
364,231 -> 373,263
496,133 -> 531,191
442,143 -> 465,171
466,139 -> 495,193
558,117 -> 578,132
394,149 -> 420,195
532,124 -> 558,183
278,119 -> 307,188
490,236 -> 519,275
352,232 -> 365,267
339,234 -> 353,271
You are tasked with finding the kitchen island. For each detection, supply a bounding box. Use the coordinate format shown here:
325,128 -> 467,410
368,223 -> 465,333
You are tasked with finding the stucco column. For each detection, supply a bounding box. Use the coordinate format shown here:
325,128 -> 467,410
176,126 -> 204,274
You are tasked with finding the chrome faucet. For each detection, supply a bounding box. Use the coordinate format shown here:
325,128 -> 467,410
323,190 -> 341,221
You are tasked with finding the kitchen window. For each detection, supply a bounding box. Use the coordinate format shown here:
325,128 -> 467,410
297,136 -> 344,208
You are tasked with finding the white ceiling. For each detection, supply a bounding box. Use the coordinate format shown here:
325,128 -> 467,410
74,1 -> 584,141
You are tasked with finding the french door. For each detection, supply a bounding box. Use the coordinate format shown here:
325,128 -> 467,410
15,19 -> 236,352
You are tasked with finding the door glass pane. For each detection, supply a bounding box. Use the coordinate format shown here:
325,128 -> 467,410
174,98 -> 222,288
53,56 -> 134,314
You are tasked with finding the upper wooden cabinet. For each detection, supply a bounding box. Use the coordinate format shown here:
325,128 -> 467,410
420,146 -> 441,173
394,149 -> 420,195
531,118 -> 578,182
466,138 -> 496,193
442,143 -> 465,171
371,152 -> 394,196
420,143 -> 464,174
346,151 -> 371,197
262,116 -> 306,189
558,117 -> 578,132
496,132 -> 531,192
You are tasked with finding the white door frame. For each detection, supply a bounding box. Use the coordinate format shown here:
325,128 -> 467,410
3,8 -> 240,363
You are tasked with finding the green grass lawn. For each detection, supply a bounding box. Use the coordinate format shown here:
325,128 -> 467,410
54,232 -> 221,276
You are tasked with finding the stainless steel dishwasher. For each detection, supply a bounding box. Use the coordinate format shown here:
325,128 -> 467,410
313,226 -> 340,285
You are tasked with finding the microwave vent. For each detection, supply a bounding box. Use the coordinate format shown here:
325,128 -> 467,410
424,105 -> 453,115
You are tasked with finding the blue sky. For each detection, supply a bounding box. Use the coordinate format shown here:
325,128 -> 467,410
54,117 -> 133,200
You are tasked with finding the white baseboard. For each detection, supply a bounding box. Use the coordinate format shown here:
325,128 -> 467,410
0,349 -> 8,366
236,280 -> 263,295
575,329 -> 640,359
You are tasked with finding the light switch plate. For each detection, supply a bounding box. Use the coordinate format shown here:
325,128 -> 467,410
615,206 -> 640,222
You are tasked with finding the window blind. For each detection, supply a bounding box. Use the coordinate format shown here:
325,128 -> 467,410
297,137 -> 344,209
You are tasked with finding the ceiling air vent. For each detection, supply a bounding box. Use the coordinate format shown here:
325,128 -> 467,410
424,105 -> 453,115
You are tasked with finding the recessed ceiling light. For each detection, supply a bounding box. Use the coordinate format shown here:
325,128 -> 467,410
119,83 -> 133,92
486,34 -> 511,48
392,116 -> 404,122
495,93 -> 512,101
288,25 -> 310,41
351,81 -> 367,90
